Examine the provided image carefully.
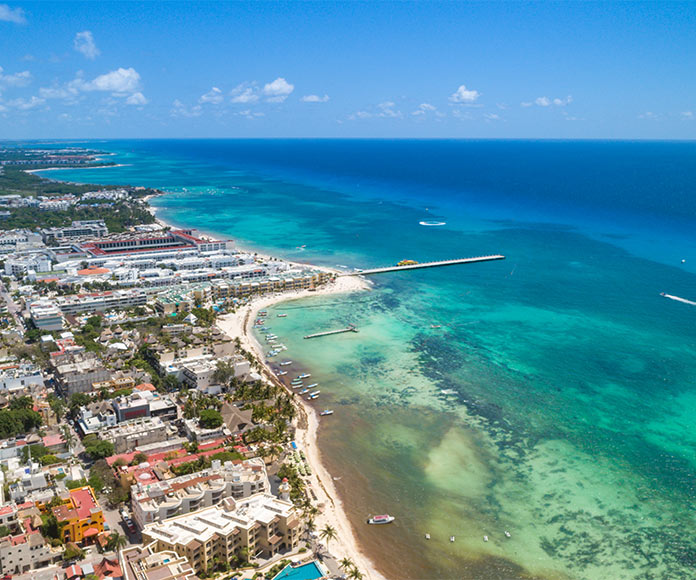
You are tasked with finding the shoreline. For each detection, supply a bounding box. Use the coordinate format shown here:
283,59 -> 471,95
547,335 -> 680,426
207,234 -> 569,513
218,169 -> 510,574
215,275 -> 385,580
25,163 -> 129,174
28,159 -> 385,578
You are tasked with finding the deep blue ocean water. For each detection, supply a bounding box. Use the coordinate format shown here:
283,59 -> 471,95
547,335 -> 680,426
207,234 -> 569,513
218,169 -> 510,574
40,140 -> 696,580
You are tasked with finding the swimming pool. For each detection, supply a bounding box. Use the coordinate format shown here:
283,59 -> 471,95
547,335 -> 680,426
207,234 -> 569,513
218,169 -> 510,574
271,561 -> 325,580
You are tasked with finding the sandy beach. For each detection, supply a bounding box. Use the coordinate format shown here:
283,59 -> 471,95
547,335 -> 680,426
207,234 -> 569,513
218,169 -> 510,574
24,163 -> 129,174
216,275 -> 387,580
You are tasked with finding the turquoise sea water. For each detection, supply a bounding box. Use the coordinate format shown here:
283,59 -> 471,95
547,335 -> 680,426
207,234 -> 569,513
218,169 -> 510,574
40,140 -> 696,580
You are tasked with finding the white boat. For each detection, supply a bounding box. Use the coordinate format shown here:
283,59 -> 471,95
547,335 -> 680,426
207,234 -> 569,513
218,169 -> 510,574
297,373 -> 311,379
306,383 -> 319,389
276,371 -> 287,376
320,409 -> 333,416
299,388 -> 309,394
504,531 -> 511,538
277,313 -> 287,318
367,515 -> 395,525
293,384 -> 305,390
425,533 -> 430,540
450,536 -> 455,543
280,361 -> 292,366
309,390 -> 320,396
307,393 -> 319,400
483,535 -> 488,542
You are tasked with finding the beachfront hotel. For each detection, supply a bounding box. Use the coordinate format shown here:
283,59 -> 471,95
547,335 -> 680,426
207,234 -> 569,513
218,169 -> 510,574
140,493 -> 304,572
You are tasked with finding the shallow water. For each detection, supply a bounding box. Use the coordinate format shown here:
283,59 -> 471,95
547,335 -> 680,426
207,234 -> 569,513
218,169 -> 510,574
43,140 -> 696,579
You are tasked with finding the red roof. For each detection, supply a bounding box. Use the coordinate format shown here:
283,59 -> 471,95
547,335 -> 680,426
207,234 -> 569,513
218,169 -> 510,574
42,434 -> 65,447
65,564 -> 83,578
70,487 -> 100,519
83,527 -> 99,537
77,266 -> 110,276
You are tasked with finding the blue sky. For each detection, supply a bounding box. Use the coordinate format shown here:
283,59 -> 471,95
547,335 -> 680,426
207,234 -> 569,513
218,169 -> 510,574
0,1 -> 694,139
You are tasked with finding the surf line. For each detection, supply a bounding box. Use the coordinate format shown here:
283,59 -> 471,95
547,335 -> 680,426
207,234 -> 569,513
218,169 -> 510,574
661,292 -> 696,306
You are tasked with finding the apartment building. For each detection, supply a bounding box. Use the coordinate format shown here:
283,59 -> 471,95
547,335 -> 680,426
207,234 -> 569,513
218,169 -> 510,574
141,493 -> 304,573
131,458 -> 269,529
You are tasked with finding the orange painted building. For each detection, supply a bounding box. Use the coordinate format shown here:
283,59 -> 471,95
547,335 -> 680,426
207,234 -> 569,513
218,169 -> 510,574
52,486 -> 104,544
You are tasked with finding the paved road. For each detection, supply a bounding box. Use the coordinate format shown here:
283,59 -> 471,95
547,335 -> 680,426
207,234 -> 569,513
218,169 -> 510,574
0,280 -> 24,331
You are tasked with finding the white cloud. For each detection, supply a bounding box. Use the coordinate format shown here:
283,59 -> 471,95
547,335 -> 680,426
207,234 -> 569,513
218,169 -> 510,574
377,101 -> 401,118
262,77 -> 294,102
74,31 -> 100,60
484,113 -> 501,121
82,67 -> 141,93
638,111 -> 659,120
199,87 -> 224,104
171,99 -> 202,118
412,102 -> 437,116
230,84 -> 259,104
0,66 -> 32,89
301,94 -> 329,103
529,95 -> 572,107
449,84 -> 480,103
520,101 -> 533,108
236,109 -> 265,119
681,111 -> 694,120
126,92 -> 148,106
5,96 -> 45,110
0,4 -> 26,24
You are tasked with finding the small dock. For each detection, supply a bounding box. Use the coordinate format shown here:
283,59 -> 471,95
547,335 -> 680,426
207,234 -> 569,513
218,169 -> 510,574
341,255 -> 505,276
304,325 -> 358,339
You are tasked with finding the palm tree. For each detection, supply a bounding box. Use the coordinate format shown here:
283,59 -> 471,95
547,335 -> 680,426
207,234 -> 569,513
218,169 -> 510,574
60,424 -> 75,454
347,568 -> 364,580
319,524 -> 337,552
339,557 -> 355,573
106,532 -> 127,551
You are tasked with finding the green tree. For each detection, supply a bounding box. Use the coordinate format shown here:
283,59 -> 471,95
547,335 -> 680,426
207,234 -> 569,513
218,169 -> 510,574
131,452 -> 148,465
339,558 -> 355,573
63,542 -> 85,561
198,409 -> 223,429
0,525 -> 11,538
60,424 -> 75,454
84,439 -> 114,460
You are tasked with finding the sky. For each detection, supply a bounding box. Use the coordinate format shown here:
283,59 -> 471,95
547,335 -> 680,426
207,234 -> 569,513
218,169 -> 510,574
0,1 -> 695,139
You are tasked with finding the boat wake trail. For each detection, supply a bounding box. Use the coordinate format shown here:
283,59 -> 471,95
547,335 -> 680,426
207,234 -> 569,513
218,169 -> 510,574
661,292 -> 696,306
419,220 -> 446,226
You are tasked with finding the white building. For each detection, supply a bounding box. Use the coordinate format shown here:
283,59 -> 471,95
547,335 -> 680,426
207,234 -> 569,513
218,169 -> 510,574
4,253 -> 52,278
28,299 -> 64,331
131,458 -> 269,529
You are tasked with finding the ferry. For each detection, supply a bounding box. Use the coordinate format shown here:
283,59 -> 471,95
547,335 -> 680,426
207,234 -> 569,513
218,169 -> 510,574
276,371 -> 287,376
367,515 -> 395,525
320,409 -> 334,416
297,373 -> 311,379
277,313 -> 288,318
280,361 -> 292,366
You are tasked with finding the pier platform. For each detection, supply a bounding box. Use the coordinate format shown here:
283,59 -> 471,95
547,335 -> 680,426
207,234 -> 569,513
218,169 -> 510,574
304,325 -> 358,339
340,255 -> 505,276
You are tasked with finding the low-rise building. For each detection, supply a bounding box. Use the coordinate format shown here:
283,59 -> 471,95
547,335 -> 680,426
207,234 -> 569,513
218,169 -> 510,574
51,486 -> 104,545
0,529 -> 56,574
28,299 -> 64,331
55,289 -> 147,315
4,253 -> 52,279
183,417 -> 232,443
54,356 -> 110,396
97,417 -> 174,454
141,493 -> 304,573
131,458 -> 269,529
42,220 -> 108,244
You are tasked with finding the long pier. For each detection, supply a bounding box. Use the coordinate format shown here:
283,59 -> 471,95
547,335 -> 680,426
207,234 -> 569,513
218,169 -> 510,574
304,325 -> 358,339
340,255 -> 505,276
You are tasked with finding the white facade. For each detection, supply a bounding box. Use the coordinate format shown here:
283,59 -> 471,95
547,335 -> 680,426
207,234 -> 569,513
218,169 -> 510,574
131,458 -> 269,529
